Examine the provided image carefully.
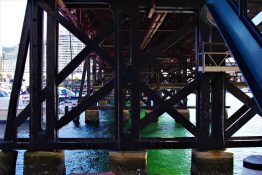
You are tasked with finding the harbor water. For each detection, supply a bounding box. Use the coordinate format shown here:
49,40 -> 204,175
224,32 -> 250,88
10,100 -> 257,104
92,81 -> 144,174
0,93 -> 261,175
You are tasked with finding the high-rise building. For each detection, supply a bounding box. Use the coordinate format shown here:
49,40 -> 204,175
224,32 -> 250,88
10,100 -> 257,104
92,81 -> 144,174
58,30 -> 85,74
0,45 -> 2,73
1,30 -> 85,80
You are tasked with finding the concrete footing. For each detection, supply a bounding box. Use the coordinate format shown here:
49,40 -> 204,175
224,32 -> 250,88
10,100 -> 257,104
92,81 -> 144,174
98,100 -> 107,106
0,150 -> 18,175
85,110 -> 99,123
123,109 -> 129,122
191,149 -> 233,175
24,150 -> 65,175
109,151 -> 147,174
176,109 -> 190,127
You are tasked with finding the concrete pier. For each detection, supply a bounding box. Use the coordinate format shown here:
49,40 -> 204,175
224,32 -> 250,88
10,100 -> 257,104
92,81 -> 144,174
0,150 -> 18,175
98,100 -> 107,106
191,149 -> 233,175
24,150 -> 65,175
85,110 -> 99,123
176,109 -> 190,127
109,151 -> 147,174
123,109 -> 129,122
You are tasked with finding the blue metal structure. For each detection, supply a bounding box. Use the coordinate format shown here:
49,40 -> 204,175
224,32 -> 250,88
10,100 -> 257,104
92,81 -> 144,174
206,0 -> 262,112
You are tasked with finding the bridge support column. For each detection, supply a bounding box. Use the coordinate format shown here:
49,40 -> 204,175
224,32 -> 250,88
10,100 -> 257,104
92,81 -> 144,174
176,109 -> 190,127
191,149 -> 233,175
85,110 -> 99,123
0,150 -> 18,175
24,150 -> 65,175
109,151 -> 147,174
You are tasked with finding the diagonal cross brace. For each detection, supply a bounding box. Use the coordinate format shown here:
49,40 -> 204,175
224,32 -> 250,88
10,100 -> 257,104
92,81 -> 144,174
15,47 -> 92,127
137,80 -> 197,136
4,1 -> 31,141
42,0 -> 196,131
14,3 -> 113,127
225,107 -> 258,138
31,0 -> 196,134
140,80 -> 198,129
56,79 -> 115,130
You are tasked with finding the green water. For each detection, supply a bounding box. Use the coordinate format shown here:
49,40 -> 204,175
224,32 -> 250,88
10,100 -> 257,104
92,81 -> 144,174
136,93 -> 262,175
140,111 -> 193,175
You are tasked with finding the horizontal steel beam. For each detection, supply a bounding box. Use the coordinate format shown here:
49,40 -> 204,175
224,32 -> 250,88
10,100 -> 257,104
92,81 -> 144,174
1,136 -> 261,149
62,0 -> 198,10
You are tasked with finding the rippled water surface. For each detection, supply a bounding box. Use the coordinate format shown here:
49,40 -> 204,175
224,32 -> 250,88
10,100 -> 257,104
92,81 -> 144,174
0,93 -> 261,175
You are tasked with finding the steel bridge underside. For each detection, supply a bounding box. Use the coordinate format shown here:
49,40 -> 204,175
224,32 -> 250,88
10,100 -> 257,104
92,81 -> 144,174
1,0 -> 262,150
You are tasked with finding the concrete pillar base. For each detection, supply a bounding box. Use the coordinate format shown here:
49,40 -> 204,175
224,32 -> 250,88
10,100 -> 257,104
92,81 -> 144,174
109,151 -> 147,174
191,149 -> 233,175
145,110 -> 159,122
123,110 -> 129,122
0,150 -> 18,175
98,100 -> 107,106
176,109 -> 190,127
24,150 -> 65,175
85,110 -> 99,123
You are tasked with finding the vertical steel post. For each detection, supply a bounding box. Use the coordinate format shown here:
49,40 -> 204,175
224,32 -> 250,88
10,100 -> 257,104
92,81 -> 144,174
114,1 -> 124,147
74,57 -> 89,124
92,63 -> 96,86
46,0 -> 58,142
211,73 -> 225,148
197,73 -> 211,150
195,24 -> 199,72
239,0 -> 247,17
86,58 -> 91,97
30,0 -> 44,147
130,0 -> 140,139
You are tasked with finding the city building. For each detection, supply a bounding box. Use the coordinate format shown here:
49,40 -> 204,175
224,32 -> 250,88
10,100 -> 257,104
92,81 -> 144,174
1,29 -> 86,82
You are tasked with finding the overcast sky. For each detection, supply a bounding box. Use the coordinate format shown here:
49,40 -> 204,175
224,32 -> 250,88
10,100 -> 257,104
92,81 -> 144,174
0,0 -> 27,47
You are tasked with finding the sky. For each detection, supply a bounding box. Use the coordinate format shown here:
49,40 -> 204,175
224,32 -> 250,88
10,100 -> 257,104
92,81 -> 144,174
0,0 -> 27,47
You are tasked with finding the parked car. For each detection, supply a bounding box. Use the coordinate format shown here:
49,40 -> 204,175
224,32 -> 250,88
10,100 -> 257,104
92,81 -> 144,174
0,89 -> 10,108
58,87 -> 77,102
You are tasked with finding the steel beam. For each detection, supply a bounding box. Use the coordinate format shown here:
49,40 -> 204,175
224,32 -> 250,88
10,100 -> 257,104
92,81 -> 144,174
210,73 -> 225,148
140,80 -> 197,129
206,0 -> 262,113
138,82 -> 197,136
225,105 -> 249,129
144,17 -> 196,63
197,73 -> 211,150
130,0 -> 140,140
225,107 -> 258,138
46,0 -> 58,142
62,0 -> 198,10
225,79 -> 254,107
74,57 -> 89,124
4,2 -> 30,141
113,2 -> 124,145
15,20 -> 112,127
56,79 -> 114,130
30,0 -> 44,147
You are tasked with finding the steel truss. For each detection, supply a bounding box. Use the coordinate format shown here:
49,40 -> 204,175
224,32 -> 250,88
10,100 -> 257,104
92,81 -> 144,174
1,0 -> 261,151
